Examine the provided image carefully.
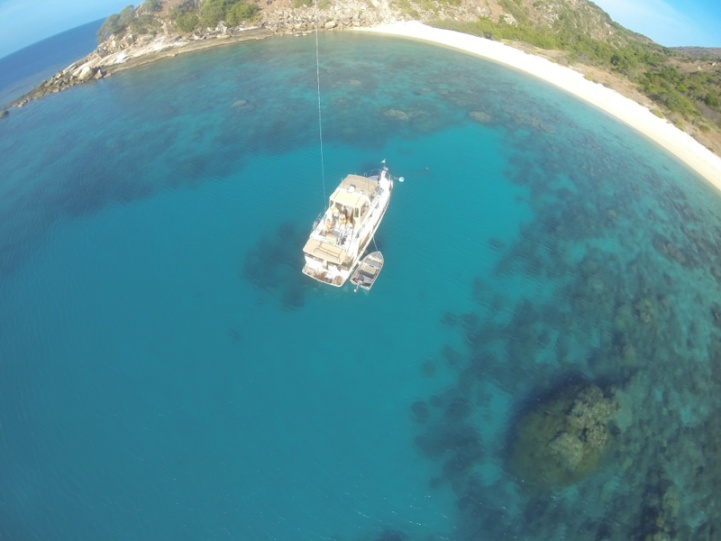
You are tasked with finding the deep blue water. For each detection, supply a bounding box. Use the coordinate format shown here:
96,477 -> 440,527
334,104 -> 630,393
2,29 -> 721,541
0,19 -> 104,107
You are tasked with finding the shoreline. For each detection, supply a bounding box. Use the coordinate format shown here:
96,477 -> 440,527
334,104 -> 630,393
6,17 -> 721,191
357,21 -> 721,193
91,28 -> 274,76
4,27 -> 273,109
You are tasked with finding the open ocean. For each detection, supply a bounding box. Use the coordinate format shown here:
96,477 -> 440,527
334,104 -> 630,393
2,23 -> 721,541
0,19 -> 104,107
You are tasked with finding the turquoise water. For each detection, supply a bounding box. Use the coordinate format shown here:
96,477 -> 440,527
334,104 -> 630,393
2,31 -> 721,540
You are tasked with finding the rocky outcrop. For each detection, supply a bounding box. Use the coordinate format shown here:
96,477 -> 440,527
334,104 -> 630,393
12,65 -> 104,106
259,0 -> 401,35
468,110 -> 492,123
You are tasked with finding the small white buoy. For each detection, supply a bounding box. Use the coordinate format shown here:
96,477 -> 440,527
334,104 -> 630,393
398,177 -> 405,183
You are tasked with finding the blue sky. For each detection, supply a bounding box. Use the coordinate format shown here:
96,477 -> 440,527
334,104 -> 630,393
0,0 -> 720,58
592,0 -> 721,46
0,0 -> 132,58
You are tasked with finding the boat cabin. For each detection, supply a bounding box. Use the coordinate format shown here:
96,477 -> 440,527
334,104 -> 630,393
328,174 -> 377,222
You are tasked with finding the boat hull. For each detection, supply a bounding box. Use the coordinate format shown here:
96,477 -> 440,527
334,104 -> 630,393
302,168 -> 392,287
350,251 -> 384,291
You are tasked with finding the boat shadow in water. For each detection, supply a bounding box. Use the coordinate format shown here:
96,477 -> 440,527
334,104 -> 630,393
242,221 -> 313,310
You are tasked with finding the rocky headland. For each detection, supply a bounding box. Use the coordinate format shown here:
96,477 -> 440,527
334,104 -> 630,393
9,26 -> 271,108
6,0 -> 409,109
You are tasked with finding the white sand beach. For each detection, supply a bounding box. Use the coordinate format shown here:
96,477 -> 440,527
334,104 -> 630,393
358,21 -> 721,192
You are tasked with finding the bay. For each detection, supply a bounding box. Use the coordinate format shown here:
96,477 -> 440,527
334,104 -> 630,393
1,31 -> 720,540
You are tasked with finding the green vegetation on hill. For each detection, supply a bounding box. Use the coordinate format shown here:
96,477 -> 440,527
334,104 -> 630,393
434,16 -> 666,69
172,0 -> 259,31
144,0 -> 163,11
171,3 -> 200,32
98,5 -> 160,41
98,0 -> 259,41
435,17 -> 721,129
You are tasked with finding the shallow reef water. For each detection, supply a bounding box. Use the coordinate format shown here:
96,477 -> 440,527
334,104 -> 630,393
1,31 -> 721,541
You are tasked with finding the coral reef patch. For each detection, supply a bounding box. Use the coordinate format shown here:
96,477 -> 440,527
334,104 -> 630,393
509,383 -> 619,488
404,86 -> 721,539
242,222 -> 310,309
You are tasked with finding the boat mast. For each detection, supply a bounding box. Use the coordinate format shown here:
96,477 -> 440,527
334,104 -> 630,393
314,0 -> 327,206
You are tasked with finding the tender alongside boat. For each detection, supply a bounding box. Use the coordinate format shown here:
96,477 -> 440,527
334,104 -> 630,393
302,164 -> 393,287
350,251 -> 384,292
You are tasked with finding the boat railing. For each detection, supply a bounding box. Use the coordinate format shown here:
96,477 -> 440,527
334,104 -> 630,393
362,166 -> 398,184
361,167 -> 382,179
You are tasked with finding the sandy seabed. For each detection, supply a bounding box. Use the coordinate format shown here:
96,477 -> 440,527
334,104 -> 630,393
358,21 -> 721,192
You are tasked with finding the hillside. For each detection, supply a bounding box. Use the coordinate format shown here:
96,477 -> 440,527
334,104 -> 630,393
423,0 -> 721,155
6,0 -> 721,155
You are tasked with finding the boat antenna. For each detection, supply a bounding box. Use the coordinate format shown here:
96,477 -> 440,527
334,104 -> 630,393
314,0 -> 327,205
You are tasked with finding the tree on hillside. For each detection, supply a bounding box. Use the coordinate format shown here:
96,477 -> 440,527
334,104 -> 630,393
171,0 -> 258,32
144,0 -> 163,12
200,0 -> 257,27
199,0 -> 227,27
98,5 -> 136,42
226,1 -> 258,24
97,3 -> 163,42
171,0 -> 200,32
172,7 -> 200,32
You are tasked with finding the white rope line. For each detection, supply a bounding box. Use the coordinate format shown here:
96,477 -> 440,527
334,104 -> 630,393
314,1 -> 327,205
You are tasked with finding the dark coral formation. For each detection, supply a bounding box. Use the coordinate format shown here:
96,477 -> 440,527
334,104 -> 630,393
411,400 -> 429,423
373,529 -> 407,541
405,83 -> 721,539
242,222 -> 310,309
630,469 -> 684,540
510,384 -> 619,488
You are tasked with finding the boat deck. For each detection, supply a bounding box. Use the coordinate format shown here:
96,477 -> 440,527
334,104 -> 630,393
302,165 -> 392,288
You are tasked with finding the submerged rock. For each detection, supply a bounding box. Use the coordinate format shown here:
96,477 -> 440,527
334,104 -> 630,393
411,400 -> 429,423
374,529 -> 407,541
510,383 -> 619,488
383,108 -> 410,121
712,302 -> 721,330
468,110 -> 492,123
